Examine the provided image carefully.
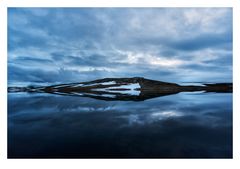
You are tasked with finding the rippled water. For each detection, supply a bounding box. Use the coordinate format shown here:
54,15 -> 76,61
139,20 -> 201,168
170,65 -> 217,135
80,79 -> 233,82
8,92 -> 232,158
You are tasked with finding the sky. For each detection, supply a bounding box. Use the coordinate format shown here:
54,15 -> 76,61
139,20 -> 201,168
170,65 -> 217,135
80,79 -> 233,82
8,8 -> 232,85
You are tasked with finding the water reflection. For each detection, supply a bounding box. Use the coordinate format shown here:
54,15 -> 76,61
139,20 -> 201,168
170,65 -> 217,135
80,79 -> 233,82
8,92 -> 232,158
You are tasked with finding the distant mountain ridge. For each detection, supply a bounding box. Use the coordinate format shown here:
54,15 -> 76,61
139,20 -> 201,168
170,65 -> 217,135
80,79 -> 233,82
8,77 -> 232,101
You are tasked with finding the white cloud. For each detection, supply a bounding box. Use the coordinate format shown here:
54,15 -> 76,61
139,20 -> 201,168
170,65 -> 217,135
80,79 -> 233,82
8,8 -> 232,84
183,8 -> 231,34
115,50 -> 186,68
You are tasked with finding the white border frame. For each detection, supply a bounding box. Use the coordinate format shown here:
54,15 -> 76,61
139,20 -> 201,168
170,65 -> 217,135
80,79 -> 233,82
0,0 -> 239,169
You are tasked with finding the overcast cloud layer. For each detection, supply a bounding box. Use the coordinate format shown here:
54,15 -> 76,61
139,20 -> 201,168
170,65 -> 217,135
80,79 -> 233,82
8,8 -> 232,85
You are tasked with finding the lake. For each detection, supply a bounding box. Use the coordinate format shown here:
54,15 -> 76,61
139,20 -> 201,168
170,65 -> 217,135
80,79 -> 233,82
8,91 -> 232,158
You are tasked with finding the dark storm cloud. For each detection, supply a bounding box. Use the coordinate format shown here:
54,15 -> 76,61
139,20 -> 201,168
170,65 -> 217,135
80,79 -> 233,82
8,8 -> 232,85
129,32 -> 232,50
12,56 -> 53,64
167,32 -> 232,51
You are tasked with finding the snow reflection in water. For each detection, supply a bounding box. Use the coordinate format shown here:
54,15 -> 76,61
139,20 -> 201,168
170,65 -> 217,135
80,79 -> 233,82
8,92 -> 232,158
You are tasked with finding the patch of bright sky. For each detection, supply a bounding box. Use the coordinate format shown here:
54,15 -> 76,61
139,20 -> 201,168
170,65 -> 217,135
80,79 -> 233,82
8,8 -> 232,85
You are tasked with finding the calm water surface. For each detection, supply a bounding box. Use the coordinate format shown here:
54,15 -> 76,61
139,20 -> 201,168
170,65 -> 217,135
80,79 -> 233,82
8,92 -> 232,158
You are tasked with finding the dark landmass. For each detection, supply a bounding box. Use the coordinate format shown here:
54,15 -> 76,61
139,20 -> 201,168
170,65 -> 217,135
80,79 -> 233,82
8,77 -> 232,101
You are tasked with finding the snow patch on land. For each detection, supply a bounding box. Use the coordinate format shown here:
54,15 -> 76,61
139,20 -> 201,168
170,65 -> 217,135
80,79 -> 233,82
73,84 -> 84,87
73,81 -> 116,87
53,84 -> 73,88
98,81 -> 117,85
179,82 -> 206,86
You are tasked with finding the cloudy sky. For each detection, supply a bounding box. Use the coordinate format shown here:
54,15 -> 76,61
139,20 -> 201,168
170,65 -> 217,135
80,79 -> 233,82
8,8 -> 232,85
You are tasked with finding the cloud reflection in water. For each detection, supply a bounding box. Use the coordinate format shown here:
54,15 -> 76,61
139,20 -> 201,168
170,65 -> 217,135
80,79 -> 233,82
8,92 -> 232,158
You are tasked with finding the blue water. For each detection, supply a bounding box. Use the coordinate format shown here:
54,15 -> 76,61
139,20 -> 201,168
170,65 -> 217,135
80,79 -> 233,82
8,92 -> 232,158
